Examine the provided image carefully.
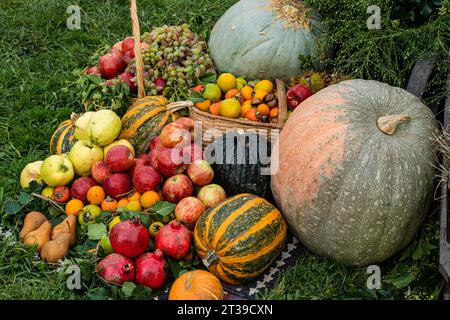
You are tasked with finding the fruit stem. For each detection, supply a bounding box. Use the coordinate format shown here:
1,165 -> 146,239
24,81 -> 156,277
201,249 -> 219,268
31,193 -> 65,214
377,114 -> 411,135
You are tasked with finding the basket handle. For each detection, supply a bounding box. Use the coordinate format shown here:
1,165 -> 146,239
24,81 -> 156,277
275,79 -> 288,127
130,0 -> 146,99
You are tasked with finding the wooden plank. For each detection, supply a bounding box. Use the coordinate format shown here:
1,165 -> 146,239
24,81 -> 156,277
439,50 -> 450,299
406,59 -> 434,99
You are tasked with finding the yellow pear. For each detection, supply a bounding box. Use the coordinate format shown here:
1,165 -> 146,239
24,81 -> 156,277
51,215 -> 77,247
23,220 -> 52,251
41,233 -> 71,263
19,211 -> 48,240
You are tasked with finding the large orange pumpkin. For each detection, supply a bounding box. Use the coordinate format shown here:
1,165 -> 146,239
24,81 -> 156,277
271,79 -> 438,266
168,270 -> 224,300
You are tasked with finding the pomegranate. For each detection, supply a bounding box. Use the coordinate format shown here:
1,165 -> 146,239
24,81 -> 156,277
155,221 -> 192,259
135,250 -> 169,290
119,72 -> 137,91
123,50 -> 135,64
154,77 -> 166,92
103,173 -> 132,199
122,37 -> 135,53
109,218 -> 149,258
96,253 -> 135,285
155,147 -> 185,177
286,84 -> 313,110
133,165 -> 162,193
99,52 -> 126,79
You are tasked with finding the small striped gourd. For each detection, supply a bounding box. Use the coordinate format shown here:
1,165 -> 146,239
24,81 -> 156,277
194,193 -> 287,285
50,117 -> 77,155
119,96 -> 180,155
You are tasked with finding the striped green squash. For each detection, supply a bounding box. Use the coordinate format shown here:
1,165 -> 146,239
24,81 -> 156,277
50,119 -> 77,155
119,96 -> 177,155
194,193 -> 287,285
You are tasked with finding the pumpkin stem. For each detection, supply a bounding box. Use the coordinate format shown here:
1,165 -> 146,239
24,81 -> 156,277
201,250 -> 220,268
377,114 -> 411,135
70,112 -> 79,123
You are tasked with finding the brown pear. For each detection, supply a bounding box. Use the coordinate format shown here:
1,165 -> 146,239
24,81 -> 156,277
51,215 -> 77,247
23,220 -> 52,251
40,233 -> 71,263
19,211 -> 48,240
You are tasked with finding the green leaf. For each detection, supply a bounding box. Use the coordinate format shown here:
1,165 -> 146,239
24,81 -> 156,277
190,91 -> 205,103
386,271 -> 414,289
200,72 -> 217,84
130,285 -> 152,300
87,287 -> 110,300
87,223 -> 107,240
139,213 -> 151,229
18,192 -> 34,205
121,281 -> 136,297
151,201 -> 176,217
5,200 -> 22,215
85,74 -> 102,85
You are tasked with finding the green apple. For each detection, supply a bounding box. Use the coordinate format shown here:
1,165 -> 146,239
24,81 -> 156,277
78,204 -> 102,224
20,160 -> 44,189
68,140 -> 103,176
86,110 -> 121,146
99,234 -> 114,255
74,112 -> 94,141
40,155 -> 74,187
104,139 -> 135,157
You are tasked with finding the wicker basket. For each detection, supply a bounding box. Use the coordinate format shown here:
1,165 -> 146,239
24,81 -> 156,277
189,79 -> 288,148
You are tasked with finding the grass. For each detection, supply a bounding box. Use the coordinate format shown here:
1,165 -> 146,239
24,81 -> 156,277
0,0 -> 445,300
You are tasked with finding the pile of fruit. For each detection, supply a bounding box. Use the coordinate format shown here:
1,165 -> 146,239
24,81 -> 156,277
82,25 -> 215,107
191,72 -> 280,123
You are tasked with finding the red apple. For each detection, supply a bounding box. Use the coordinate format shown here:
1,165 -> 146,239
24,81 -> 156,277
162,174 -> 193,203
119,72 -> 137,91
155,147 -> 185,177
182,143 -> 204,164
105,145 -> 135,173
112,41 -> 123,53
133,166 -> 162,194
99,52 -> 126,79
122,37 -> 135,53
71,177 -> 98,203
197,184 -> 226,208
85,66 -> 101,76
123,50 -> 135,64
149,136 -> 164,151
91,160 -> 111,185
104,173 -> 132,199
175,117 -> 195,130
160,122 -> 191,148
110,48 -> 124,58
174,197 -> 205,230
186,160 -> 214,186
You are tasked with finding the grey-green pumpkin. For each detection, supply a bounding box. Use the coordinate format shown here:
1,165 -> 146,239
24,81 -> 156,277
208,0 -> 328,80
271,79 -> 438,266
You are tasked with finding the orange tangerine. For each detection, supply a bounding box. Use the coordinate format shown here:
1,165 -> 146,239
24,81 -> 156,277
140,190 -> 161,209
254,89 -> 268,100
241,101 -> 253,117
241,86 -> 253,101
87,186 -> 106,205
128,191 -> 141,202
225,89 -> 240,99
256,104 -> 270,117
65,199 -> 84,216
194,99 -> 211,111
210,102 -> 221,116
117,198 -> 129,208
270,107 -> 279,119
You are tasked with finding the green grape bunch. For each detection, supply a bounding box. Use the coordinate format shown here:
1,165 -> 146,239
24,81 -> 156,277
127,24 -> 216,101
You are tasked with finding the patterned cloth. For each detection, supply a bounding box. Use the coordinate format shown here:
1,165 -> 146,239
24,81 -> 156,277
156,234 -> 302,300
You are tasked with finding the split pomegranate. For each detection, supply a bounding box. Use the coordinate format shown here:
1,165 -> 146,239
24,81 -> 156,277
109,218 -> 149,258
155,221 -> 192,260
135,250 -> 169,290
286,84 -> 313,110
96,253 -> 135,285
